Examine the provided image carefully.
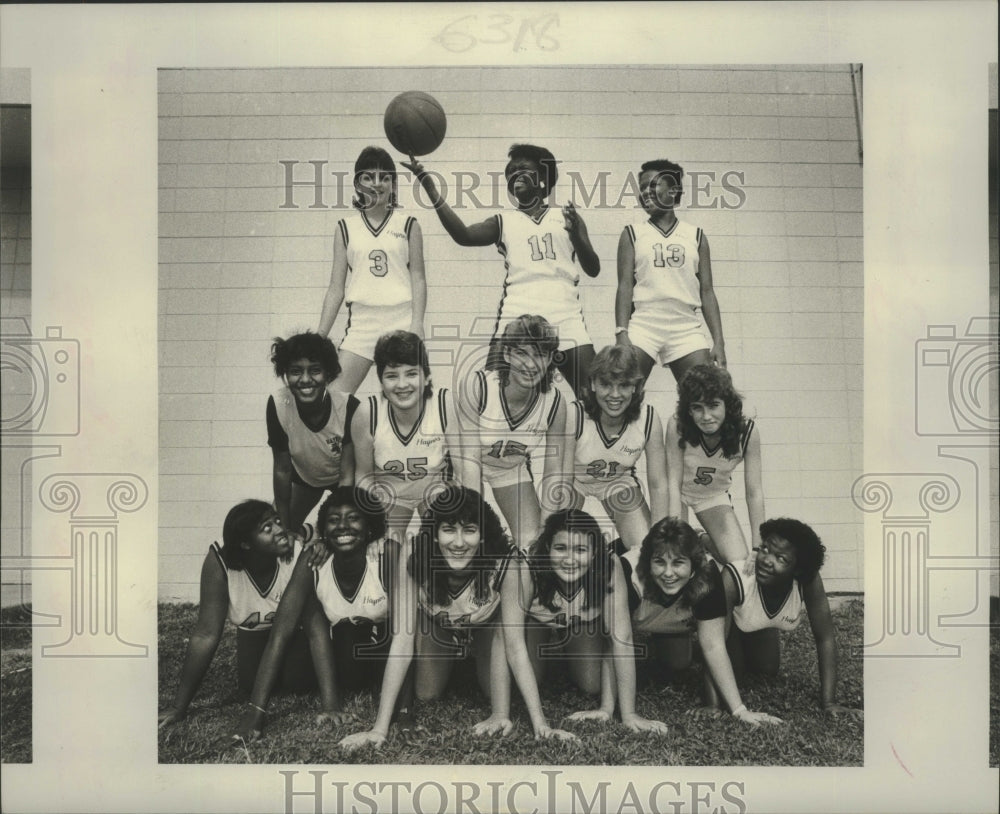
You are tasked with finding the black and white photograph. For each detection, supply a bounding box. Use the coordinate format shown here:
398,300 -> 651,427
1,3 -> 997,813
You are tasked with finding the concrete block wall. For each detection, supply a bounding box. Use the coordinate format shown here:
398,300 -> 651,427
158,65 -> 863,600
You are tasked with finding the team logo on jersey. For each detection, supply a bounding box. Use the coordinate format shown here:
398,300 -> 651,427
326,435 -> 343,455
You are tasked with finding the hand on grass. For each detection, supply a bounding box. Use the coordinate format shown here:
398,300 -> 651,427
158,708 -> 185,729
339,729 -> 386,752
316,709 -> 350,727
823,704 -> 863,721
621,713 -> 669,735
565,709 -> 612,725
535,724 -> 578,742
472,714 -> 513,737
733,708 -> 783,726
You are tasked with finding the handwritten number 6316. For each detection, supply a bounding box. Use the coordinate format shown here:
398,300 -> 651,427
433,14 -> 560,53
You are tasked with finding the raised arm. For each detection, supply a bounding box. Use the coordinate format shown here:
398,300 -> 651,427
696,234 -> 726,368
158,551 -> 230,728
742,424 -> 765,551
615,229 -> 636,346
402,158 -> 499,247
339,545 -> 417,751
317,225 -> 349,337
500,559 -> 575,741
407,220 -> 427,337
663,415 -> 686,522
644,408 -> 669,524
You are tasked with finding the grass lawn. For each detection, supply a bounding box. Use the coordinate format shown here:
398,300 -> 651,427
158,599 -> 865,766
0,603 -> 33,764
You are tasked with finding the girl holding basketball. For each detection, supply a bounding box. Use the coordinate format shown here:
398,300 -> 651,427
665,364 -> 762,564
318,146 -> 427,395
722,517 -> 861,718
501,509 -> 669,739
569,344 -> 668,551
615,158 -> 726,384
621,516 -> 782,725
268,332 -> 357,532
403,144 -> 599,399
455,314 -> 573,552
232,486 -> 395,741
158,500 -> 316,729
352,330 -> 462,544
339,486 -> 517,752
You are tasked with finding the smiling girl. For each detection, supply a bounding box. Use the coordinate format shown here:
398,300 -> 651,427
569,344 -> 668,550
232,486 -> 394,741
501,509 -> 668,740
456,314 -> 572,551
317,146 -> 426,395
622,517 -> 781,725
268,332 -> 358,531
339,486 -> 516,751
352,331 -> 461,544
665,364 -> 762,564
158,500 -> 315,729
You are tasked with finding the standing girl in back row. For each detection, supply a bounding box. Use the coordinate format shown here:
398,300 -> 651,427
616,158 -> 726,385
318,146 -> 427,394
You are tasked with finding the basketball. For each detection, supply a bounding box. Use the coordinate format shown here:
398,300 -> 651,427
383,91 -> 447,156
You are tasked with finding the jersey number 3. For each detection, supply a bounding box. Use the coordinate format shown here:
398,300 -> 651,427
369,249 -> 389,277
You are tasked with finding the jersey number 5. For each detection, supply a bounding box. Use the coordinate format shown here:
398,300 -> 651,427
527,233 -> 556,261
369,249 -> 389,277
652,242 -> 685,268
693,466 -> 716,486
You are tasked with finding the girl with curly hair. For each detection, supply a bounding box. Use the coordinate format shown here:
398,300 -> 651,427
722,517 -> 861,719
665,364 -> 763,563
340,486 -> 517,752
569,344 -> 668,550
621,517 -> 781,726
501,509 -> 668,740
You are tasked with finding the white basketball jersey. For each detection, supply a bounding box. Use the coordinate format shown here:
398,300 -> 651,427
493,208 -> 584,328
680,419 -> 755,507
313,538 -> 389,627
526,580 -> 604,629
340,209 -> 415,307
572,402 -> 654,492
725,559 -> 805,633
626,218 -> 703,316
272,385 -> 353,488
475,370 -> 562,474
212,540 -> 302,631
417,550 -> 513,629
368,388 -> 450,506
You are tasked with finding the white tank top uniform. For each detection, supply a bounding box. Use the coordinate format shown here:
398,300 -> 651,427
621,547 -> 727,636
313,538 -> 390,628
523,550 -> 614,629
572,402 -> 655,501
340,209 -> 416,308
269,385 -> 354,488
724,559 -> 805,633
679,418 -> 755,510
475,370 -> 562,481
626,219 -> 703,319
367,387 -> 450,510
212,539 -> 304,631
491,208 -> 591,350
417,548 -> 514,632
